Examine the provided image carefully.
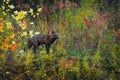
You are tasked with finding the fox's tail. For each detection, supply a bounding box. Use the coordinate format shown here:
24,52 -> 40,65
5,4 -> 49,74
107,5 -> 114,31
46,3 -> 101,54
22,39 -> 33,52
28,38 -> 33,49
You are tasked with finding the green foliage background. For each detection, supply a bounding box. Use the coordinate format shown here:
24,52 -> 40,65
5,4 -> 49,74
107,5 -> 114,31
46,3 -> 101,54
0,0 -> 120,80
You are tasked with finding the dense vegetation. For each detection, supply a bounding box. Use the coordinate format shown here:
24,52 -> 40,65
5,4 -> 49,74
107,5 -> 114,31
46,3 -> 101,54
0,0 -> 120,80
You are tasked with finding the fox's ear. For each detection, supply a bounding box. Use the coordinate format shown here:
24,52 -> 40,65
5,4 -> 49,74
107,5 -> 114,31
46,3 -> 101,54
51,30 -> 55,34
48,31 -> 51,34
48,30 -> 55,35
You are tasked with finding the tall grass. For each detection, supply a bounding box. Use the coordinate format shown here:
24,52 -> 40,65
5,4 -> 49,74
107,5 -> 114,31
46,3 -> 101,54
0,0 -> 120,79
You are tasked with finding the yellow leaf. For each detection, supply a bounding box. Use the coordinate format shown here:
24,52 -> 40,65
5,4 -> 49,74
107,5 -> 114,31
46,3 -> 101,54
9,33 -> 14,39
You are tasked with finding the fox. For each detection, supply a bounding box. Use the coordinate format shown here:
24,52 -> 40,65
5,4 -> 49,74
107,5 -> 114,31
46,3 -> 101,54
27,31 -> 59,54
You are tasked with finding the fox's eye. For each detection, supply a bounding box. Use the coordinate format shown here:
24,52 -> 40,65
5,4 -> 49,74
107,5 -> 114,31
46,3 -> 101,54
54,35 -> 57,38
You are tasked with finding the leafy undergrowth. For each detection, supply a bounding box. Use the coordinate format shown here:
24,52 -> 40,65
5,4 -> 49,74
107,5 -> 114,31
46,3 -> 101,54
0,47 -> 120,80
0,0 -> 120,80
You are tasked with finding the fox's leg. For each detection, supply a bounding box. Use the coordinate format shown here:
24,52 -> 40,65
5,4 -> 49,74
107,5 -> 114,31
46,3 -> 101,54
46,44 -> 50,54
33,38 -> 38,53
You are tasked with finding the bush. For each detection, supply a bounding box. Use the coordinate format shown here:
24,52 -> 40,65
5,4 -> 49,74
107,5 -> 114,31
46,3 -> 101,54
0,0 -> 120,80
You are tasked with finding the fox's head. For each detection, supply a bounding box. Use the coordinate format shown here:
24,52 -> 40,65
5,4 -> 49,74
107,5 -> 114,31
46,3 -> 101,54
49,30 -> 59,40
53,34 -> 59,39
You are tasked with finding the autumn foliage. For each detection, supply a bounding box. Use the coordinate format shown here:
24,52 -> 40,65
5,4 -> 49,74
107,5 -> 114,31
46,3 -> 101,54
0,0 -> 119,80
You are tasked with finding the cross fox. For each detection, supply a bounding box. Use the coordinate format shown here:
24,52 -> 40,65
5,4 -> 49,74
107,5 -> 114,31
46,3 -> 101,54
27,31 -> 59,54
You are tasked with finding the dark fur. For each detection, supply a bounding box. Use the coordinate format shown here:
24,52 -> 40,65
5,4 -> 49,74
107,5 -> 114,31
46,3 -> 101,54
27,32 -> 59,54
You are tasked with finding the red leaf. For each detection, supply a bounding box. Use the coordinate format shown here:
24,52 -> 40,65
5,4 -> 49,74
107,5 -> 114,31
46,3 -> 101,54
83,18 -> 91,27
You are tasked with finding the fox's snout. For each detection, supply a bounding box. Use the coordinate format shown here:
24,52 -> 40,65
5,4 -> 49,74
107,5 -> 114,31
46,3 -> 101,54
53,34 -> 59,39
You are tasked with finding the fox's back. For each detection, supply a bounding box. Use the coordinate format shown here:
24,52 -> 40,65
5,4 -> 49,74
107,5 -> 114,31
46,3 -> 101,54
33,34 -> 49,44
